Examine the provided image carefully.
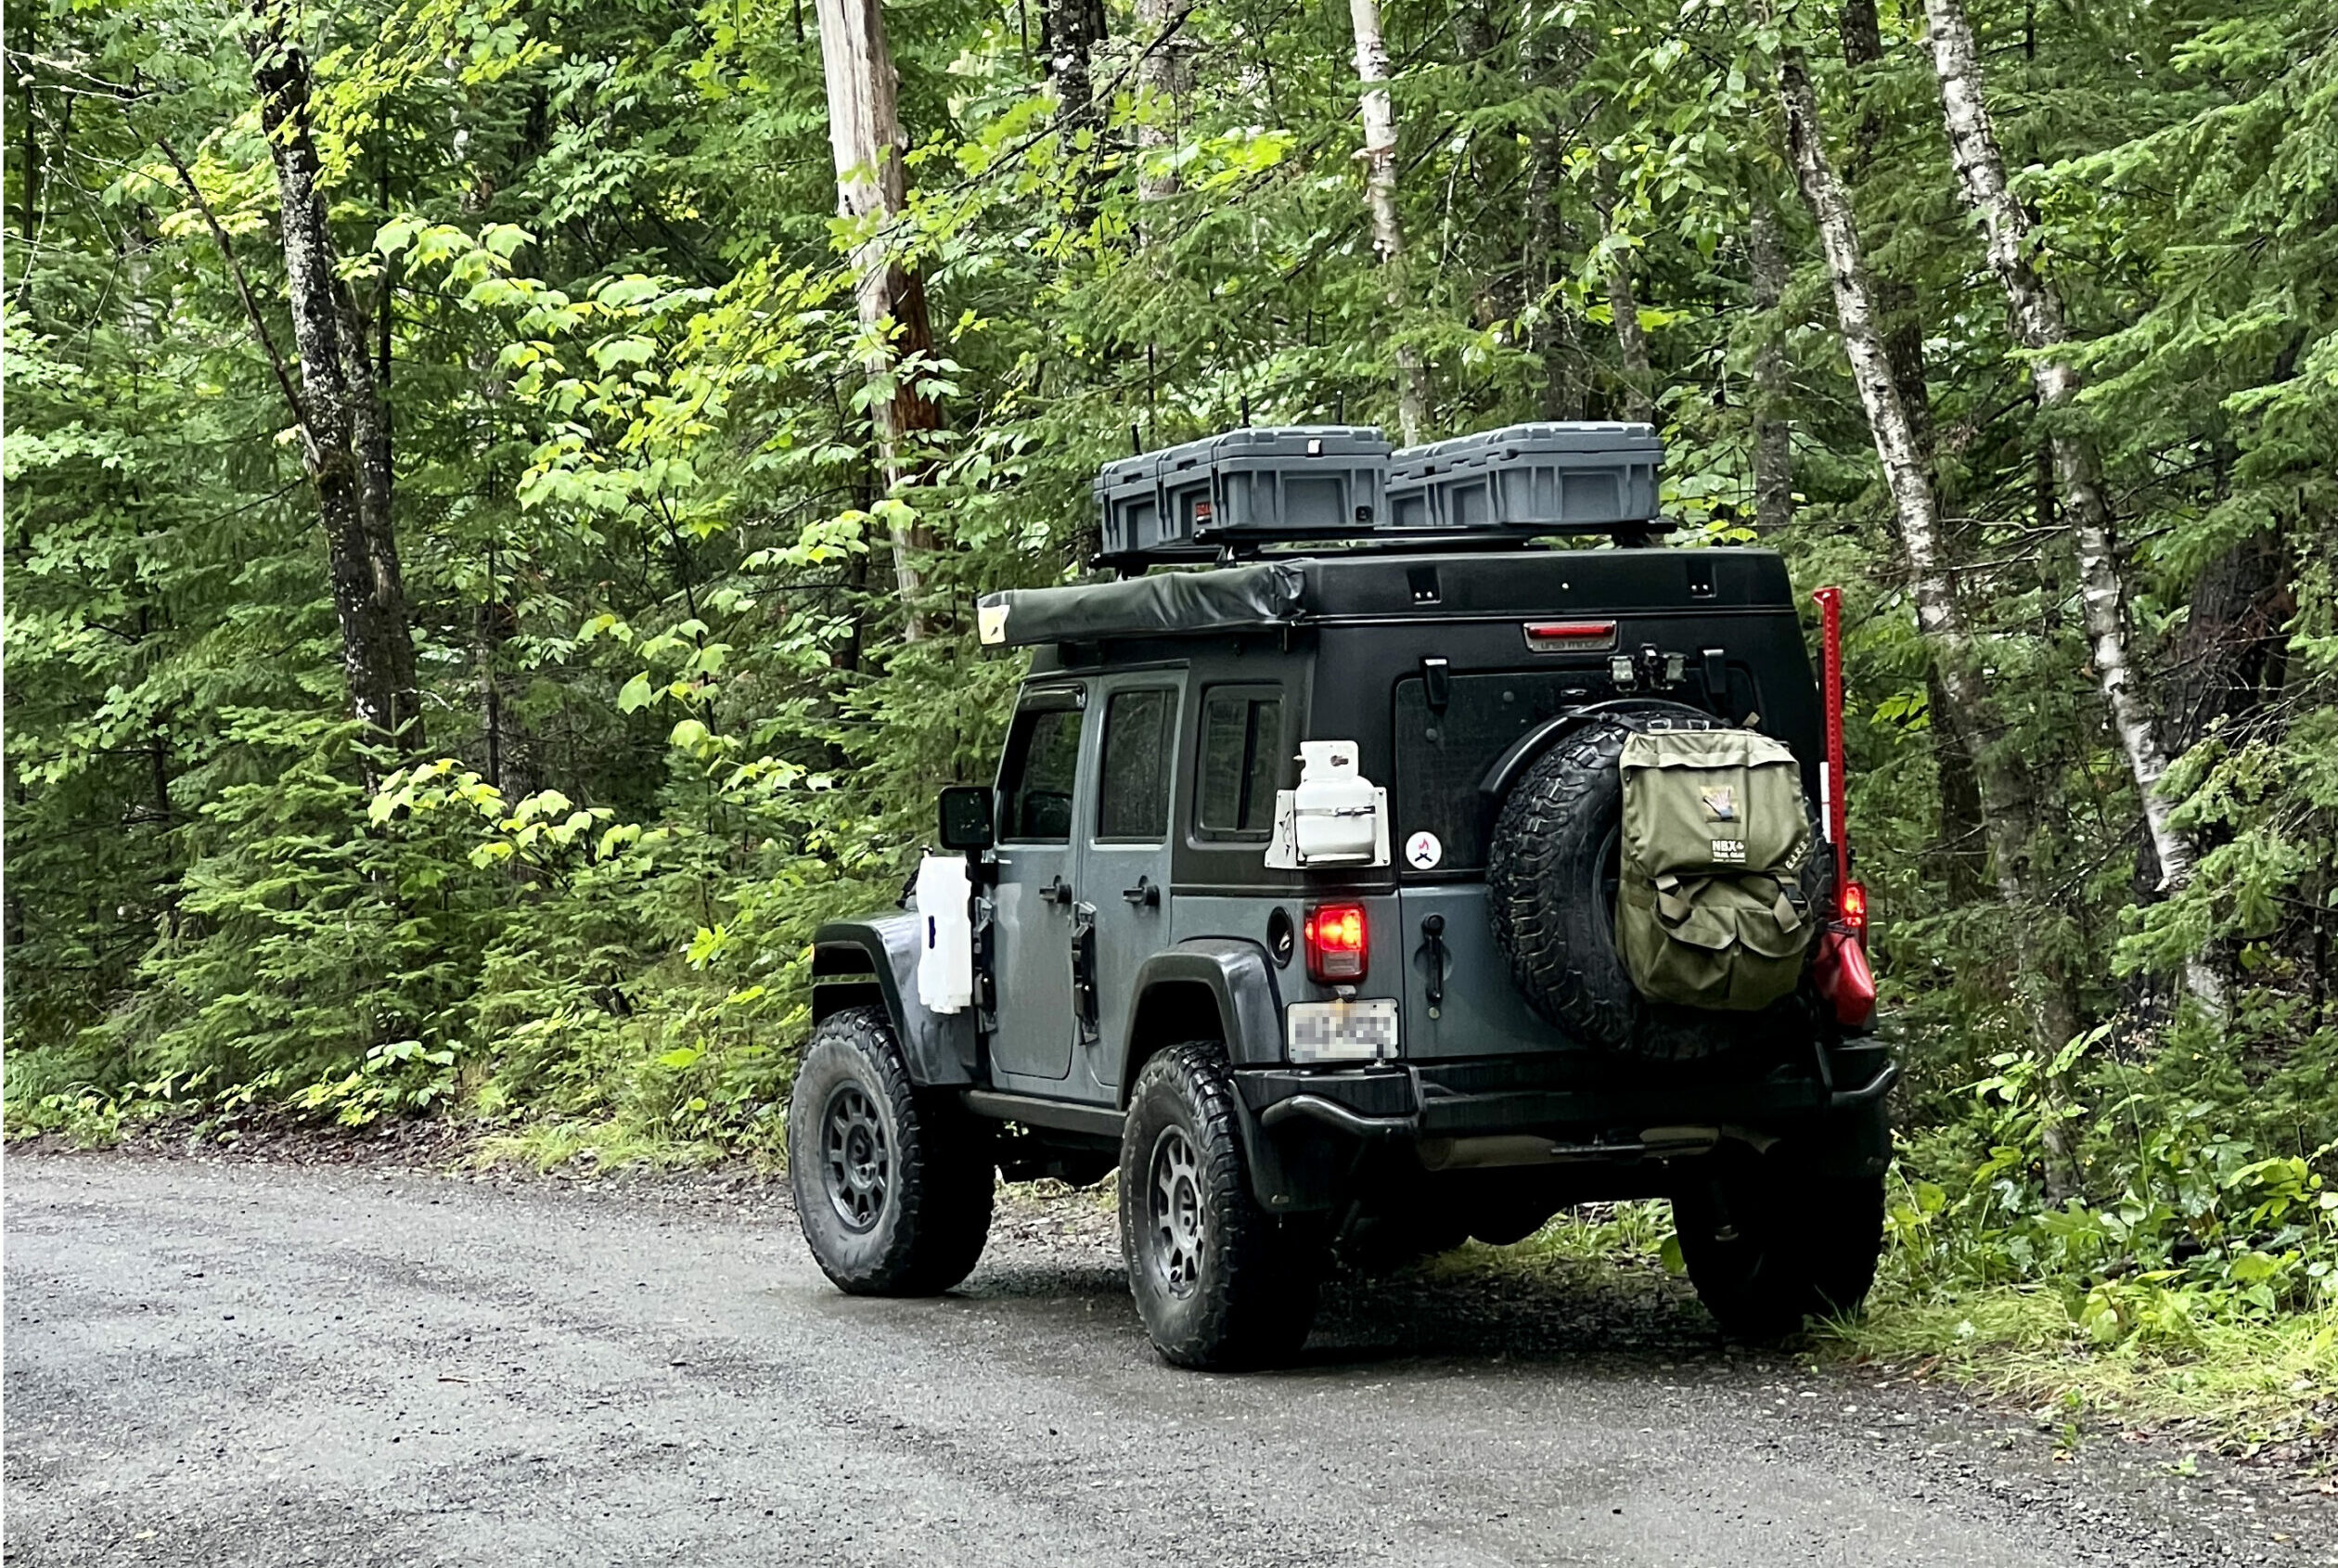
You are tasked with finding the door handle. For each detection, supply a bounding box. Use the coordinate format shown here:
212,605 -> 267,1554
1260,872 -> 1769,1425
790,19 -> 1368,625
1420,913 -> 1446,1016
1042,875 -> 1073,906
1121,875 -> 1161,909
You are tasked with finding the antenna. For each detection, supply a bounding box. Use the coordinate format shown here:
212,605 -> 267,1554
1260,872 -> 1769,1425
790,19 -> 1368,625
1130,421 -> 1141,456
1240,395 -> 1252,427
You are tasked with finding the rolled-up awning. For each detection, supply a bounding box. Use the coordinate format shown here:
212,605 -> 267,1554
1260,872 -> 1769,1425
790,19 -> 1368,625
977,562 -> 1306,648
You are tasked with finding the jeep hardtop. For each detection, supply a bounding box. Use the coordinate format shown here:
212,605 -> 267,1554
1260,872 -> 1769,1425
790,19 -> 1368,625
790,422 -> 1891,1368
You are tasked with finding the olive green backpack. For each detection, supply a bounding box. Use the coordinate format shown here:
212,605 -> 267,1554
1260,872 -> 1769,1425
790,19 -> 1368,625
1615,728 -> 1815,1011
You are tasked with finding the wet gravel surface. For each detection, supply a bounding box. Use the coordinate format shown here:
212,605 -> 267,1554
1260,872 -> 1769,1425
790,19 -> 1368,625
6,1149 -> 2331,1566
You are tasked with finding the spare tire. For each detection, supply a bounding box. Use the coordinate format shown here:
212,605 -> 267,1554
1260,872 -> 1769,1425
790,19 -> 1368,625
1486,709 -> 1821,1060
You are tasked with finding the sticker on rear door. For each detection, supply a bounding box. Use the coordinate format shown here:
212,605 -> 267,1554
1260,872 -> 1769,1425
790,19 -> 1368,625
1405,830 -> 1443,869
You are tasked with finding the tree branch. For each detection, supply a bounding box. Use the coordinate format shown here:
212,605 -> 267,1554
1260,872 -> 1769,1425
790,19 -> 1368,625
151,131 -> 315,455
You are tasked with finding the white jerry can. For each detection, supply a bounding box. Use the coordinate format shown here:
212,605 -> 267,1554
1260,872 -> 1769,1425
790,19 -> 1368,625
914,855 -> 974,1014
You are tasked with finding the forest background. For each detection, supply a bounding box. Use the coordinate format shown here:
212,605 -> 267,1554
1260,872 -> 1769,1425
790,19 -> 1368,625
4,0 -> 2333,1442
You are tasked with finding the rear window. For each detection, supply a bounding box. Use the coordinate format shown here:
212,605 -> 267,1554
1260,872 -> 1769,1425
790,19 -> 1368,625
1393,670 -> 1610,870
1195,687 -> 1284,840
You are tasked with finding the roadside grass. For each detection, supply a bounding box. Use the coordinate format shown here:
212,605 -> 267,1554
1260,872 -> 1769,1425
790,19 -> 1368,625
1472,1199 -> 2334,1458
468,1117 -> 752,1175
1822,1287 -> 2337,1453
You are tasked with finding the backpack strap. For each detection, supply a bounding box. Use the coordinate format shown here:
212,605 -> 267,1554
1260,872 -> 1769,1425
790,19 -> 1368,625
1767,875 -> 1809,932
1653,872 -> 1699,925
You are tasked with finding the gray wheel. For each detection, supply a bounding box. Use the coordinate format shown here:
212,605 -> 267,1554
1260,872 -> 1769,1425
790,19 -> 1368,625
818,1084 -> 891,1233
1146,1125 -> 1208,1298
788,1006 -> 994,1295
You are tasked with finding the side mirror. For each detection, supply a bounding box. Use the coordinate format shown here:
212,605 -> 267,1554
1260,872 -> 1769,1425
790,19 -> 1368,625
937,785 -> 995,852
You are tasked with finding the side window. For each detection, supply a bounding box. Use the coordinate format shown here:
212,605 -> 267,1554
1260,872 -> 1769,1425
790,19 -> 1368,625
1097,688 -> 1175,841
1195,688 -> 1284,840
1000,702 -> 1084,842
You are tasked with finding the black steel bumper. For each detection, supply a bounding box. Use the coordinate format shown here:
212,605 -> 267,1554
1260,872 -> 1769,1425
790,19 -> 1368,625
1237,1049 -> 1897,1145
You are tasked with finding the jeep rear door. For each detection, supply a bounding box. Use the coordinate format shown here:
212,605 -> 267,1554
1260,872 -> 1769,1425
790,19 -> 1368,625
1073,672 -> 1185,1104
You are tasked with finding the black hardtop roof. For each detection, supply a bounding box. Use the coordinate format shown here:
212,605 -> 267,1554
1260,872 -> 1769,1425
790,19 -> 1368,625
977,547 -> 1794,649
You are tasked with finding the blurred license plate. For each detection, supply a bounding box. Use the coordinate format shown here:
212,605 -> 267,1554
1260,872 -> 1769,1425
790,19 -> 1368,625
1285,998 -> 1400,1063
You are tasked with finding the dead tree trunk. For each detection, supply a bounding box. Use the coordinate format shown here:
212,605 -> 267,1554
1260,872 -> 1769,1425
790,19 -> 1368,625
245,1 -> 419,762
1921,0 -> 2221,1011
1748,198 -> 1792,534
1522,22 -> 1585,421
816,0 -> 942,639
1345,0 -> 1431,443
1778,44 -> 2086,1197
1602,250 -> 1655,424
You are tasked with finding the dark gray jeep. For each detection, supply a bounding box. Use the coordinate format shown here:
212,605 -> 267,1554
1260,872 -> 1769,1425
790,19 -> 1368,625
790,422 -> 1891,1369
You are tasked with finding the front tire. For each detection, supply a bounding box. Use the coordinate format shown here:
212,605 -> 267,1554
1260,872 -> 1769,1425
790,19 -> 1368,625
1120,1042 -> 1325,1369
788,1006 -> 995,1296
1672,1142 -> 1884,1341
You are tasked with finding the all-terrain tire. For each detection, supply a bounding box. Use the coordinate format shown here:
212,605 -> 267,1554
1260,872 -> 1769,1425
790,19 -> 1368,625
788,1005 -> 995,1296
1672,1142 -> 1885,1342
1487,711 -> 1825,1061
1120,1042 -> 1326,1369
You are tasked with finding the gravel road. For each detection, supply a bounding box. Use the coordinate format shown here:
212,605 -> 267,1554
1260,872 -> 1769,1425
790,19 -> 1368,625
6,1151 -> 2329,1566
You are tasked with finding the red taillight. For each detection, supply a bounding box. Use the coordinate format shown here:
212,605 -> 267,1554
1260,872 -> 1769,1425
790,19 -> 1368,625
1839,880 -> 1868,940
1523,620 -> 1618,652
1304,902 -> 1368,984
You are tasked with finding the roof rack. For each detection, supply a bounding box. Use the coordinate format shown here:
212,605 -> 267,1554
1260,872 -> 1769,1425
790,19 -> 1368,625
1094,420 -> 1667,572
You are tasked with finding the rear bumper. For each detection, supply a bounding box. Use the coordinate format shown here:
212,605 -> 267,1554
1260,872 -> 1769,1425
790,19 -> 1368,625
1236,1047 -> 1896,1148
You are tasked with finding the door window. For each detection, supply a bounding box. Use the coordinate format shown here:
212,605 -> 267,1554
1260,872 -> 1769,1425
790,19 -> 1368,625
1097,688 -> 1175,841
1195,688 -> 1284,840
1000,702 -> 1084,842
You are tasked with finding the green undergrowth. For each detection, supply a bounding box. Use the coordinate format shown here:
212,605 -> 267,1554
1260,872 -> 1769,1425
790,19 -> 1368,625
1481,1195 -> 2336,1455
1823,1286 -> 2337,1452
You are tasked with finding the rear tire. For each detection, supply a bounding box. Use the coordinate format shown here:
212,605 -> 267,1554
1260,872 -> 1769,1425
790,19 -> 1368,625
788,1006 -> 995,1296
1672,1142 -> 1883,1341
1120,1042 -> 1325,1369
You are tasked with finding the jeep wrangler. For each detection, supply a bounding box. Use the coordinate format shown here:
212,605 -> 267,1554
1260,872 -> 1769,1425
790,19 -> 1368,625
790,422 -> 1891,1369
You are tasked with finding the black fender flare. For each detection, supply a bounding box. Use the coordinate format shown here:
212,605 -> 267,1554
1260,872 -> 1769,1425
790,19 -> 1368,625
1121,940 -> 1339,1215
811,915 -> 977,1086
1118,939 -> 1285,1104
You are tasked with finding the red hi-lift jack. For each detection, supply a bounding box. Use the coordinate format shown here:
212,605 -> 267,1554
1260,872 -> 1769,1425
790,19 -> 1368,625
1811,586 -> 1877,1030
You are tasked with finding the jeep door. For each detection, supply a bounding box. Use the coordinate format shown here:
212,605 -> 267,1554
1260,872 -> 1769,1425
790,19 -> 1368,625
1073,674 -> 1184,1104
989,685 -> 1087,1083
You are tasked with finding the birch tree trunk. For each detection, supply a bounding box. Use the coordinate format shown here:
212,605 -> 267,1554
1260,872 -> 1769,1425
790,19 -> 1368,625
1747,198 -> 1792,534
1345,0 -> 1431,443
1043,0 -> 1107,139
817,0 -> 942,639
1838,0 -> 1934,458
245,0 -> 419,762
1834,1 -> 1988,902
1134,0 -> 1194,208
1921,0 -> 2221,1011
1777,45 -> 2087,1196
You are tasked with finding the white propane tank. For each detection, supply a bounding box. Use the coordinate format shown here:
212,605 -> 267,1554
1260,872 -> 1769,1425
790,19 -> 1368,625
1292,740 -> 1379,862
914,855 -> 973,1014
